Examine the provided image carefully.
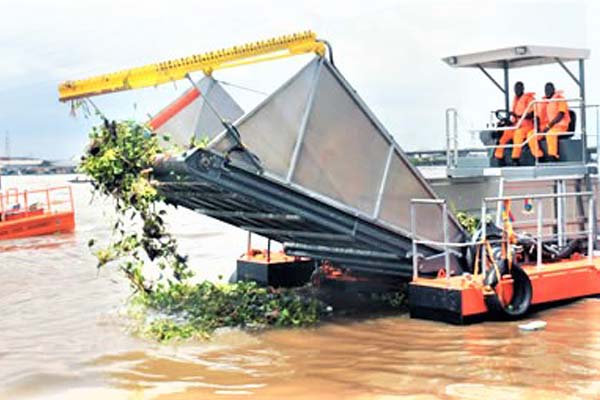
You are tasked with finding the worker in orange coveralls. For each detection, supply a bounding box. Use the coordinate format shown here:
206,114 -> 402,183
494,81 -> 539,165
537,82 -> 571,161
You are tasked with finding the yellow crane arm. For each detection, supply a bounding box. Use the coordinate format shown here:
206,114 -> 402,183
58,31 -> 325,102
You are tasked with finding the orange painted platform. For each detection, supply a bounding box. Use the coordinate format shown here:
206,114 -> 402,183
0,211 -> 75,240
0,186 -> 76,240
239,249 -> 302,264
409,256 -> 600,323
237,249 -> 314,287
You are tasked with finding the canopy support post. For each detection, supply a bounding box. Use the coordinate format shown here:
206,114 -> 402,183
503,61 -> 510,114
477,64 -> 506,96
556,58 -> 581,87
578,59 -> 588,164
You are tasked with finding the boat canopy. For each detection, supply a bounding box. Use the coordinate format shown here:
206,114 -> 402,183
442,45 -> 591,127
443,45 -> 590,69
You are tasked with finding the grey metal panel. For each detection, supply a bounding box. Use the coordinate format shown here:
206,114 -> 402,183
380,150 -> 449,242
499,178 -> 591,241
210,59 -> 320,178
209,57 -> 464,241
154,77 -> 243,148
286,58 -> 323,182
374,147 -> 394,218
210,128 -> 235,154
565,179 -> 589,234
155,87 -> 204,147
152,148 -> 445,278
502,180 -> 555,235
193,79 -> 244,140
449,164 -> 590,179
443,45 -> 590,69
292,62 -> 389,215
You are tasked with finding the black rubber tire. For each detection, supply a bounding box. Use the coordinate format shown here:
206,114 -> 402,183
483,258 -> 509,288
464,224 -> 503,274
484,264 -> 532,319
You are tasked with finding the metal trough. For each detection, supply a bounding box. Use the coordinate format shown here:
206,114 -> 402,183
154,56 -> 465,277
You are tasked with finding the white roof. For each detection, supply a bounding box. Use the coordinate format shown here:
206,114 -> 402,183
443,45 -> 590,69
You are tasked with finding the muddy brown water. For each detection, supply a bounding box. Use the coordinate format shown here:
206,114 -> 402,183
2,175 -> 600,399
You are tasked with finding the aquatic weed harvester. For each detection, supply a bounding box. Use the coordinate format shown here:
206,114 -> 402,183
58,31 -> 600,324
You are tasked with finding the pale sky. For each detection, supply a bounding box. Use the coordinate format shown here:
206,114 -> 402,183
0,0 -> 597,159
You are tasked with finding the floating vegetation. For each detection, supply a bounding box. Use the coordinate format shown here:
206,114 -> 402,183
81,119 -> 324,341
135,281 -> 324,341
456,211 -> 480,235
370,288 -> 407,309
80,119 -> 192,294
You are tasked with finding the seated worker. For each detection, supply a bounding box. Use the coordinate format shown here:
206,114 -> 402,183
538,82 -> 571,161
494,81 -> 539,165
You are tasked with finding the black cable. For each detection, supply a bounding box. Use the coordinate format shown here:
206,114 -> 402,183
215,80 -> 268,96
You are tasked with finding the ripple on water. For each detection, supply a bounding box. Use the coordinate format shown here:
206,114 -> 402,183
4,176 -> 600,399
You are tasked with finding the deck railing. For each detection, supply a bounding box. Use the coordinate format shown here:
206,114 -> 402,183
445,100 -> 600,170
0,186 -> 74,222
410,190 -> 596,282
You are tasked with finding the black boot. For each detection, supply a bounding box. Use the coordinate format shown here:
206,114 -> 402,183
511,158 -> 520,167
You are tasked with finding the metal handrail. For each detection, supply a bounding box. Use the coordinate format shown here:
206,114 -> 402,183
410,198 -> 453,282
0,186 -> 74,221
481,191 -> 594,272
445,108 -> 458,168
445,99 -> 600,169
410,190 -> 596,282
475,98 -> 585,153
485,191 -> 593,202
485,97 -> 582,133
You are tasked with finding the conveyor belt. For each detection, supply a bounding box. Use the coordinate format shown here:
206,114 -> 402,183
152,57 -> 467,278
154,149 -> 449,277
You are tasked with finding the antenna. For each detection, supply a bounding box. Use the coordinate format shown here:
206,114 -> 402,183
4,130 -> 9,161
0,130 -> 6,190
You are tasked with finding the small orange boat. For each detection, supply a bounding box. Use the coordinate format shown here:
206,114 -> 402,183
0,186 -> 75,240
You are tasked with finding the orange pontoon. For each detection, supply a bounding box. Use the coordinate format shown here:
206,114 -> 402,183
55,33 -> 600,324
0,186 -> 75,240
410,257 -> 600,323
408,191 -> 600,324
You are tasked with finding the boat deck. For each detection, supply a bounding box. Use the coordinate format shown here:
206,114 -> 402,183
409,256 -> 600,324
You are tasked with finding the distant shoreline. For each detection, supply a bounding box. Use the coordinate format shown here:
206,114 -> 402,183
0,168 -> 77,176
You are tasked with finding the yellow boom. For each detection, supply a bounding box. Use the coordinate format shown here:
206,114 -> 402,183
58,31 -> 325,102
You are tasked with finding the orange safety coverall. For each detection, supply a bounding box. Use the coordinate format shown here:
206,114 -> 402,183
537,92 -> 571,158
494,92 -> 537,159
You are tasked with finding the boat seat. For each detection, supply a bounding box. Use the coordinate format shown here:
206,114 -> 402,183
562,109 -> 577,139
535,110 -> 577,142
482,109 -> 579,167
555,109 -> 577,140
516,110 -> 579,164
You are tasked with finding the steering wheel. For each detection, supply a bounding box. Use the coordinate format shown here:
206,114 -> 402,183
494,109 -> 516,127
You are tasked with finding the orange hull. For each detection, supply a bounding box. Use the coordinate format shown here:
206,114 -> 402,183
0,211 -> 75,240
409,257 -> 600,323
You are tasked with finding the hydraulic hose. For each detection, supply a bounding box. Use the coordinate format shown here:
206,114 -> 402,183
318,39 -> 334,66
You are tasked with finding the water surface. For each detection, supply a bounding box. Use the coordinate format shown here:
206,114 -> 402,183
2,175 -> 600,399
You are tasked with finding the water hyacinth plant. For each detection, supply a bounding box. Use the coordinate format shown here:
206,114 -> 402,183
80,119 -> 324,341
455,211 -> 480,235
